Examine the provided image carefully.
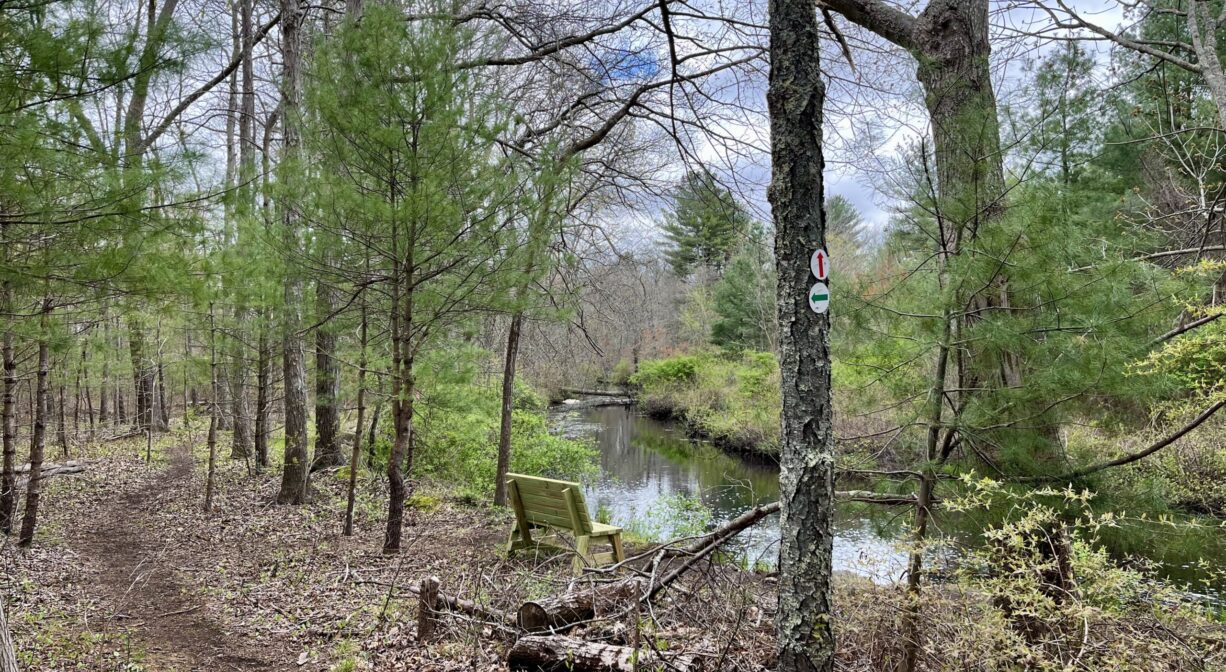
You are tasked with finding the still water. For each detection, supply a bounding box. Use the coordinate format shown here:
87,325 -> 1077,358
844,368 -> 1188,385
553,403 -> 1226,599
552,404 -> 911,581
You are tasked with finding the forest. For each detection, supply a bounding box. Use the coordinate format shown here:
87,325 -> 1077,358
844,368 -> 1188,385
3,0 -> 1226,670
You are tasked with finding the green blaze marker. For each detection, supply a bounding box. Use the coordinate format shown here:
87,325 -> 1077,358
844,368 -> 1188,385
811,292 -> 829,302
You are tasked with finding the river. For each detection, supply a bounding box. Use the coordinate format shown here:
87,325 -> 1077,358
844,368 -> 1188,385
552,403 -> 912,581
552,403 -> 1226,600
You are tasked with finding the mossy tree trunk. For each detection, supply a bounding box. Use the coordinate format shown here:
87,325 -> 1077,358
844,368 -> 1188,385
767,0 -> 835,669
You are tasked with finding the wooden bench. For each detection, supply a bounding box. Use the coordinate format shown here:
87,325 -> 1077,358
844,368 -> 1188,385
504,473 -> 625,574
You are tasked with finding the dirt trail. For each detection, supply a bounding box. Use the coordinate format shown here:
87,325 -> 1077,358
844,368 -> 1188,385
73,441 -> 283,672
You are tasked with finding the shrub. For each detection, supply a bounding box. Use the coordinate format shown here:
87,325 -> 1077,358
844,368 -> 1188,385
376,345 -> 597,502
632,351 -> 781,455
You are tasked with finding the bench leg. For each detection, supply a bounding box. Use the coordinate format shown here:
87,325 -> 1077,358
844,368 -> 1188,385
610,532 -> 625,564
573,535 -> 591,575
507,521 -> 534,554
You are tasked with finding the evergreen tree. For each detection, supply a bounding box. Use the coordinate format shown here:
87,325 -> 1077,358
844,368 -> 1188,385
1022,41 -> 1102,185
711,230 -> 776,351
300,4 -> 519,552
660,171 -> 751,277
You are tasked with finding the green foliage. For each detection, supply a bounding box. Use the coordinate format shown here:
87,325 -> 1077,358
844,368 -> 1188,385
1016,41 -> 1104,185
849,178 -> 1185,473
1068,418 -> 1226,516
402,346 -> 597,501
631,355 -> 700,386
627,493 -> 712,542
660,171 -> 753,277
710,243 -> 776,351
1136,292 -> 1226,402
632,351 -> 780,454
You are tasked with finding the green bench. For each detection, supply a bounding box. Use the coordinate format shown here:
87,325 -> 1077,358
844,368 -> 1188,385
504,473 -> 625,574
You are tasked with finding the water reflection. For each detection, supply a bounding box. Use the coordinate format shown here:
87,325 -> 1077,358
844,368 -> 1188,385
553,404 -> 910,580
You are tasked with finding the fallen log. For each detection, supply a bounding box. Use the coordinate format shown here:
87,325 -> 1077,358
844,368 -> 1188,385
404,578 -> 515,629
557,387 -> 628,398
552,397 -> 633,411
14,461 -> 87,490
517,577 -> 644,632
506,635 -> 702,672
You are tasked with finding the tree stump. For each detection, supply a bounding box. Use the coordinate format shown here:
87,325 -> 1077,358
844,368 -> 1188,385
416,576 -> 440,643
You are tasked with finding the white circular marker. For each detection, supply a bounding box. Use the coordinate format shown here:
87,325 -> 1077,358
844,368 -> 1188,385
810,248 -> 829,280
808,281 -> 830,314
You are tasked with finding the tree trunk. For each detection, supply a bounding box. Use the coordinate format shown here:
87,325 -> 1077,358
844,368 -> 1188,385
506,635 -> 701,672
384,360 -> 413,554
126,320 -> 151,432
275,0 -> 309,505
0,597 -> 19,672
116,385 -> 126,426
1,299 -> 16,534
205,307 -> 219,512
227,0 -> 256,462
255,320 -> 270,470
19,300 -> 52,547
367,396 -> 382,463
767,0 -> 835,669
416,576 -> 440,643
312,279 -> 341,470
98,318 -> 109,426
229,345 -> 253,459
156,361 -> 169,430
494,311 -> 524,506
56,383 -> 67,458
344,285 -> 368,537
384,249 -> 415,553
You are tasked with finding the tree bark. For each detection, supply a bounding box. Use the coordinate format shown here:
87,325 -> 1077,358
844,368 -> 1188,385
0,289 -> 16,534
493,311 -> 523,506
312,279 -> 342,470
228,0 -> 257,461
156,360 -> 169,430
126,319 -> 151,432
517,578 -> 644,632
0,597 -> 20,672
344,283 -> 368,537
506,635 -> 701,672
255,320 -> 270,470
19,300 -> 52,547
229,343 -> 253,459
416,576 -> 440,643
276,0 -> 309,505
98,315 -> 109,426
767,0 -> 835,669
56,383 -> 67,458
205,306 -> 219,512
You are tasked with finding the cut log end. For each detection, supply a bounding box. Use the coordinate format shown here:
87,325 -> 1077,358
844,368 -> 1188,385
516,578 -> 644,632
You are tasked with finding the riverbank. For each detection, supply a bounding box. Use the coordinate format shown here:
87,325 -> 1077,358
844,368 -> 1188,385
8,428 -> 1223,671
630,350 -> 783,458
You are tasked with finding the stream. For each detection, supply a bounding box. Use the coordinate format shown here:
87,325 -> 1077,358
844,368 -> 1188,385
552,403 -> 911,581
552,403 -> 1226,601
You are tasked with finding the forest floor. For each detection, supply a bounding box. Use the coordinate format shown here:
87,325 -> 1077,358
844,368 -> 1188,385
5,426 -> 1223,672
1,427 -> 775,671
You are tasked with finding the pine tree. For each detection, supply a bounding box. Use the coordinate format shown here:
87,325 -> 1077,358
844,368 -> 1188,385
300,4 -> 519,552
661,171 -> 752,277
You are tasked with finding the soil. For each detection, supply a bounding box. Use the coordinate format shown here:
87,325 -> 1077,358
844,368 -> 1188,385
70,440 -> 289,671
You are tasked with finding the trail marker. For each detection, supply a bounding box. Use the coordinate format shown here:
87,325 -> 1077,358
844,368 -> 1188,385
808,281 -> 830,314
810,248 -> 829,280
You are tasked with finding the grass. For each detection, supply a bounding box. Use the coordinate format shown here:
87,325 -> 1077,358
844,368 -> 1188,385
632,350 -> 782,456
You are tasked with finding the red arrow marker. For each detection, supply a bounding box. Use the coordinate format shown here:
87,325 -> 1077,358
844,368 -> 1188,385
810,248 -> 829,280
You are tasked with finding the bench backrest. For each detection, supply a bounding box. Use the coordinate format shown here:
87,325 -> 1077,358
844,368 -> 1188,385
506,472 -> 593,535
